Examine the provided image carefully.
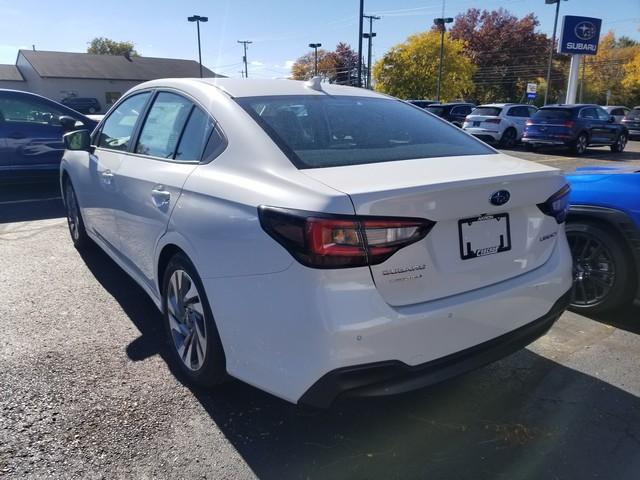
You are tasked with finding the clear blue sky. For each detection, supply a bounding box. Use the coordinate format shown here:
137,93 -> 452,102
1,0 -> 638,78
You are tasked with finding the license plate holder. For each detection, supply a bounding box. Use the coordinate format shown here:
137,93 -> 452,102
458,213 -> 511,260
473,121 -> 480,127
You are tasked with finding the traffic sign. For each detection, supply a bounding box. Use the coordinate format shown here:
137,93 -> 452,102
526,83 -> 537,94
527,93 -> 536,100
558,15 -> 602,55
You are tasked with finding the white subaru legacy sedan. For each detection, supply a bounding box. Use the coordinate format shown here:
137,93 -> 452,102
60,78 -> 572,407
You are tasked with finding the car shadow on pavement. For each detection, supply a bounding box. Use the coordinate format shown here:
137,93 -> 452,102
79,244 -> 640,480
591,304 -> 640,336
0,179 -> 65,224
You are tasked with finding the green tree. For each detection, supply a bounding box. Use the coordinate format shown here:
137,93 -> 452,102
622,50 -> 640,105
87,37 -> 138,56
372,31 -> 475,100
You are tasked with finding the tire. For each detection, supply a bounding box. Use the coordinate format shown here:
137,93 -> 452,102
498,128 -> 517,148
63,179 -> 90,249
571,132 -> 588,155
524,143 -> 538,152
162,252 -> 226,388
610,132 -> 627,153
566,221 -> 637,314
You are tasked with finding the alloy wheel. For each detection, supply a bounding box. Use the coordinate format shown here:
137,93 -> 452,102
167,269 -> 208,371
617,133 -> 627,151
567,231 -> 616,307
576,134 -> 587,154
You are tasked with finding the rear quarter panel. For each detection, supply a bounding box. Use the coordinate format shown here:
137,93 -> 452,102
567,173 -> 640,228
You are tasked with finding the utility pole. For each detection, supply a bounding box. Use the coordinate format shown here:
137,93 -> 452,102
543,0 -> 566,105
237,40 -> 252,78
308,43 -> 322,76
188,15 -> 208,78
433,17 -> 453,102
363,15 -> 380,89
239,70 -> 245,79
357,0 -> 364,87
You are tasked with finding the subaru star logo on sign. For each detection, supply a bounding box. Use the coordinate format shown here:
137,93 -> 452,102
490,190 -> 510,206
558,15 -> 602,55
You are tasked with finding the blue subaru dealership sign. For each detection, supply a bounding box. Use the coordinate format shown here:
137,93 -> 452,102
558,15 -> 602,55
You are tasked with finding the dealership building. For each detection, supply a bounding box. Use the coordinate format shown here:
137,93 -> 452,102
0,49 -> 221,112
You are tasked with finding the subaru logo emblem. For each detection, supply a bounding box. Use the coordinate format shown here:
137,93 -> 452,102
490,190 -> 510,206
575,21 -> 596,41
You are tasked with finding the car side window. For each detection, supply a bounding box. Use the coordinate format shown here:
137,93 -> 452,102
0,94 -> 68,126
507,106 -> 528,117
596,108 -> 610,121
580,108 -> 597,119
175,107 -> 216,161
527,107 -> 537,117
135,92 -> 193,158
98,92 -> 150,151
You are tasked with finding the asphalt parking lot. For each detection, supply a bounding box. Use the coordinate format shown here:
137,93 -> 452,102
1,143 -> 640,479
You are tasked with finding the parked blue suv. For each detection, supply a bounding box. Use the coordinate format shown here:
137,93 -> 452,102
566,166 -> 640,314
522,104 -> 629,155
0,89 -> 97,180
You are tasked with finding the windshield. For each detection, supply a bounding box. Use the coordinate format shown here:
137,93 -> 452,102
626,108 -> 640,120
472,107 -> 502,116
534,108 -> 573,120
236,95 -> 493,169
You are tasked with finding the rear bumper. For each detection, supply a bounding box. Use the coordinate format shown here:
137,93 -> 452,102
203,233 -> 573,405
521,138 -> 568,146
300,288 -> 571,408
463,128 -> 501,142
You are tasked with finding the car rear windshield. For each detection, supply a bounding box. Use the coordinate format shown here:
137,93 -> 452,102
236,95 -> 493,169
426,105 -> 445,115
472,107 -> 502,116
626,108 -> 640,120
533,108 -> 573,120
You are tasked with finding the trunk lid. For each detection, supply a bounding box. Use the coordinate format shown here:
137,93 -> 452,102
303,153 -> 566,306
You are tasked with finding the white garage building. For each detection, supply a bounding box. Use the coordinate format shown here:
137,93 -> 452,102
0,50 -> 221,113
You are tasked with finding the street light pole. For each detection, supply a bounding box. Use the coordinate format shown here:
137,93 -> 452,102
237,40 -> 252,78
434,17 -> 453,102
357,0 -> 364,87
188,15 -> 208,78
543,0 -> 565,105
363,15 -> 380,89
308,43 -> 322,76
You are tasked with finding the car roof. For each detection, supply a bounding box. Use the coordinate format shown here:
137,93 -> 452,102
540,104 -> 599,109
431,102 -> 474,106
131,78 -> 386,99
602,105 -> 628,110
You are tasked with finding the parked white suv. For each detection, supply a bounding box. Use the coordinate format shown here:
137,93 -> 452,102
60,79 -> 572,407
463,103 -> 538,147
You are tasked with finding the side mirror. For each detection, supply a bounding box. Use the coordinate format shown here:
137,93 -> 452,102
59,115 -> 80,131
608,115 -> 616,123
64,129 -> 94,153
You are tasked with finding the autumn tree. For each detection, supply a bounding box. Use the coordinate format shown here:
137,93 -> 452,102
372,31 -> 475,100
87,37 -> 138,56
622,50 -> 640,105
449,8 -> 559,103
291,43 -> 358,84
583,31 -> 640,105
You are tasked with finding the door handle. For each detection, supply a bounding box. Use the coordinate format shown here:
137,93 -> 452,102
151,187 -> 171,209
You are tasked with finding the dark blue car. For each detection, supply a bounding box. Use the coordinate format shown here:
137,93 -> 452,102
565,166 -> 640,313
522,104 -> 629,155
0,89 -> 97,179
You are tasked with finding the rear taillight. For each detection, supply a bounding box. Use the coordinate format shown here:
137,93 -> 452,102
464,116 -> 471,122
525,120 -> 533,126
564,120 -> 575,128
537,184 -> 571,224
259,206 -> 435,268
484,118 -> 501,124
